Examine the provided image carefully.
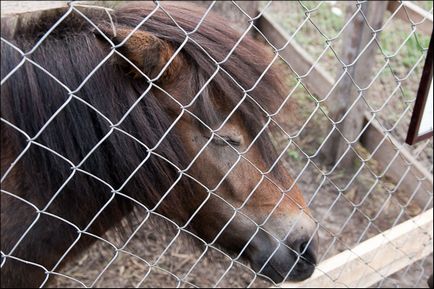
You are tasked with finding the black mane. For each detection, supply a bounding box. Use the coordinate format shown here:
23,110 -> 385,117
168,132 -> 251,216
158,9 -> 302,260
1,1 -> 287,238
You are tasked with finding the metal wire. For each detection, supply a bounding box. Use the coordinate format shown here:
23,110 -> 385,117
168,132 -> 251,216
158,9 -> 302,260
0,1 -> 432,288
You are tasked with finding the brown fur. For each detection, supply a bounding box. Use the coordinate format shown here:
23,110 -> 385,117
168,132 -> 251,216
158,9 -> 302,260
96,25 -> 184,81
1,2 -> 316,287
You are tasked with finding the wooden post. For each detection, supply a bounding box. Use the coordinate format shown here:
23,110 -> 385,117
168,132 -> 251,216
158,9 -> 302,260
387,1 -> 433,35
322,1 -> 388,167
256,13 -> 334,98
255,8 -> 432,209
360,112 -> 433,209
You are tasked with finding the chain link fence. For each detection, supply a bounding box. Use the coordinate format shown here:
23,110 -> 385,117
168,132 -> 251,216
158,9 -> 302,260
1,1 -> 433,288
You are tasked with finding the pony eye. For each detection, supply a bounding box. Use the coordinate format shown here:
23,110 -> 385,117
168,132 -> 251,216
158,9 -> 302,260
212,136 -> 241,147
225,137 -> 241,147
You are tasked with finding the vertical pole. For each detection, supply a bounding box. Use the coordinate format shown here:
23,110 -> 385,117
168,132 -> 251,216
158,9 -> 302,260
322,1 -> 388,167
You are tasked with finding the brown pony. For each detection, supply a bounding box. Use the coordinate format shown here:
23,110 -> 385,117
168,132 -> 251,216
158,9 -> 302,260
1,2 -> 317,287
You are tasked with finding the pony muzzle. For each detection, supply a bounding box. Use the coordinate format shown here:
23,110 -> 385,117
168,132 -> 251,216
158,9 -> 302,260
244,222 -> 318,284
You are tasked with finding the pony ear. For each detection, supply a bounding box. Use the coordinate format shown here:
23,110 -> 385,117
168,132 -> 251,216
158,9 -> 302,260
94,26 -> 182,82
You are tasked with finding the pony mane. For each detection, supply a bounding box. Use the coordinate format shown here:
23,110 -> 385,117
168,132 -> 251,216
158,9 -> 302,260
1,2 -> 288,231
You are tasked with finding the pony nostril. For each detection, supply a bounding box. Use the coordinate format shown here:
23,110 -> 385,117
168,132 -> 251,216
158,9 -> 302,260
291,239 -> 309,253
290,238 -> 317,265
299,241 -> 309,253
302,245 -> 316,264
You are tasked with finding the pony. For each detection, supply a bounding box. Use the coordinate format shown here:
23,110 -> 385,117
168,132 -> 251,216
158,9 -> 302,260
1,2 -> 317,287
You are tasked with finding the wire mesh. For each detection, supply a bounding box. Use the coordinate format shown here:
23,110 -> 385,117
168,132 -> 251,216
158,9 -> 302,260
1,1 -> 433,288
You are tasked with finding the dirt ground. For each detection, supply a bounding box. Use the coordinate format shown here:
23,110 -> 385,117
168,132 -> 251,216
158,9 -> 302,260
48,159 -> 433,288
30,1 -> 432,288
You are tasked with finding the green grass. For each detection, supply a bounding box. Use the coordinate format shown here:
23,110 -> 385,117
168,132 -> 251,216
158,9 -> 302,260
287,150 -> 301,161
414,1 -> 433,11
263,1 -> 431,77
379,28 -> 430,70
260,1 -> 432,157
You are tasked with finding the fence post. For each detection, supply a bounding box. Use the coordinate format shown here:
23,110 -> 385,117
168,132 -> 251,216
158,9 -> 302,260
322,1 -> 388,167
